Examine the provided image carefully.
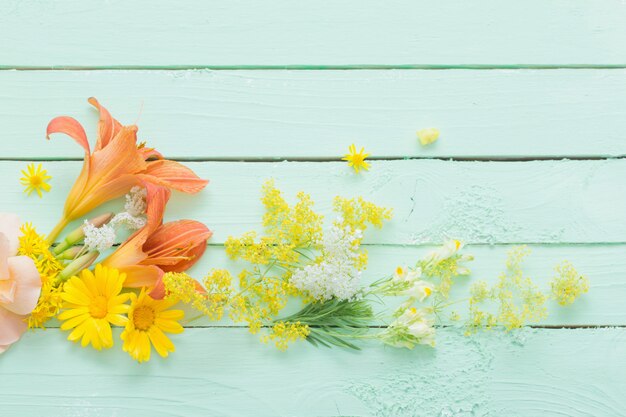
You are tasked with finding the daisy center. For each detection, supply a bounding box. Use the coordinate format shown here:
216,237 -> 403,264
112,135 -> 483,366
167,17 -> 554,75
30,175 -> 42,186
133,306 -> 156,331
89,295 -> 109,319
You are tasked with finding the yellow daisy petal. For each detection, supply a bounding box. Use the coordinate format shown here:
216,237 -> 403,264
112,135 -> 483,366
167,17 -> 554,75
58,265 -> 130,351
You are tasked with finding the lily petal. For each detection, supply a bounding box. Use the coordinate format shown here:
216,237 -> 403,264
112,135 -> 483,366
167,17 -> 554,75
88,125 -> 146,189
138,144 -> 163,160
70,174 -> 140,221
103,183 -> 170,277
67,126 -> 147,221
46,116 -> 90,155
140,160 -> 208,194
88,97 -> 123,151
118,264 -> 164,288
143,220 -> 212,272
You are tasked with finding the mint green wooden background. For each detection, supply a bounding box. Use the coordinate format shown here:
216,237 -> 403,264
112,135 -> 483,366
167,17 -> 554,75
1,1 -> 626,416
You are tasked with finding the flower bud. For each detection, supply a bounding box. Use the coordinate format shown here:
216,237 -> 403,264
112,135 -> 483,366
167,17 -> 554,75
57,245 -> 84,260
57,251 -> 99,282
53,213 -> 113,254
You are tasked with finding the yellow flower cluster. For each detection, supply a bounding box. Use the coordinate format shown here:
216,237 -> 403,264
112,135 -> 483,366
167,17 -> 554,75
28,285 -> 65,329
550,261 -> 589,306
467,246 -> 547,333
17,223 -> 65,328
424,257 -> 466,299
163,270 -> 232,321
226,181 -> 323,269
18,223 -> 63,282
262,321 -> 310,351
163,267 -> 299,333
262,181 -> 323,247
237,269 -> 301,333
225,232 -> 301,267
333,196 -> 393,232
211,181 -> 392,349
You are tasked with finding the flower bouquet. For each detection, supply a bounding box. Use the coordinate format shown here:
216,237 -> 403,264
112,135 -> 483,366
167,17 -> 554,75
1,99 -> 590,362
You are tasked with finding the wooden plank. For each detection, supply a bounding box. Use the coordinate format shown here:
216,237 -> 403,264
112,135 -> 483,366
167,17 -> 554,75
2,70 -> 626,159
183,244 -> 626,327
6,159 -> 626,245
1,328 -> 624,416
36,244 -> 626,327
1,1 -> 626,67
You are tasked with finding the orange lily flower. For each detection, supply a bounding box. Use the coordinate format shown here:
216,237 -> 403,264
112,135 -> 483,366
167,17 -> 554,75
46,97 -> 208,242
103,182 -> 212,296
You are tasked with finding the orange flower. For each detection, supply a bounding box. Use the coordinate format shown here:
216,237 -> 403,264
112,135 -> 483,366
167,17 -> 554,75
46,97 -> 208,242
103,183 -> 212,296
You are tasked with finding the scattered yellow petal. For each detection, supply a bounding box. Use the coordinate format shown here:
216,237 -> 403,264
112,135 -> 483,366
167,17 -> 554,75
417,128 -> 440,146
342,144 -> 370,173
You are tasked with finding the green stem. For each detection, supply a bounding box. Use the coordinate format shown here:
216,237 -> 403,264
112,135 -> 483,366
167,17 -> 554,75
47,218 -> 69,244
312,328 -> 375,340
182,313 -> 205,325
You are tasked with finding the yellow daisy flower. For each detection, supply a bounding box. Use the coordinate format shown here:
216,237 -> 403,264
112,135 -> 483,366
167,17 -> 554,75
342,144 -> 370,173
20,163 -> 52,197
58,264 -> 130,350
121,289 -> 184,363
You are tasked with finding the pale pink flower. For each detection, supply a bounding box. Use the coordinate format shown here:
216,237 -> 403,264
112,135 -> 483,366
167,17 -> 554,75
0,214 -> 41,353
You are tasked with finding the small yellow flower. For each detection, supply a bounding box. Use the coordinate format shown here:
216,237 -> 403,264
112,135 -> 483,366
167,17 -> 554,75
262,321 -> 310,351
417,128 -> 440,146
58,264 -> 130,350
20,163 -> 52,197
342,144 -> 370,173
121,289 -> 184,363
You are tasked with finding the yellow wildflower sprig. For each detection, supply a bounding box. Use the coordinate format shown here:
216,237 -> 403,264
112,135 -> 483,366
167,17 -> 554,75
466,247 -> 588,334
168,180 -> 392,349
466,246 -> 547,333
550,261 -> 589,306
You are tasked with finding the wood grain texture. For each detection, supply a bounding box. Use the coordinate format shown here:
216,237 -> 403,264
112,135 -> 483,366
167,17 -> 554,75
36,244 -> 625,328
1,0 -> 625,67
2,328 -> 625,417
2,70 -> 626,159
7,159 -> 626,244
184,244 -> 626,326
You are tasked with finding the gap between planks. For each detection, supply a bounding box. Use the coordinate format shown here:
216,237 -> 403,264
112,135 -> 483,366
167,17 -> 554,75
36,325 -> 626,330
3,156 -> 626,163
3,65 -> 626,71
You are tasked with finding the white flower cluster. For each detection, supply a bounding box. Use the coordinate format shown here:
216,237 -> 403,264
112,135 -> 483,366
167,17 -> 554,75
110,186 -> 147,230
290,224 -> 363,301
83,220 -> 116,252
124,186 -> 147,217
83,187 -> 148,252
110,211 -> 146,230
